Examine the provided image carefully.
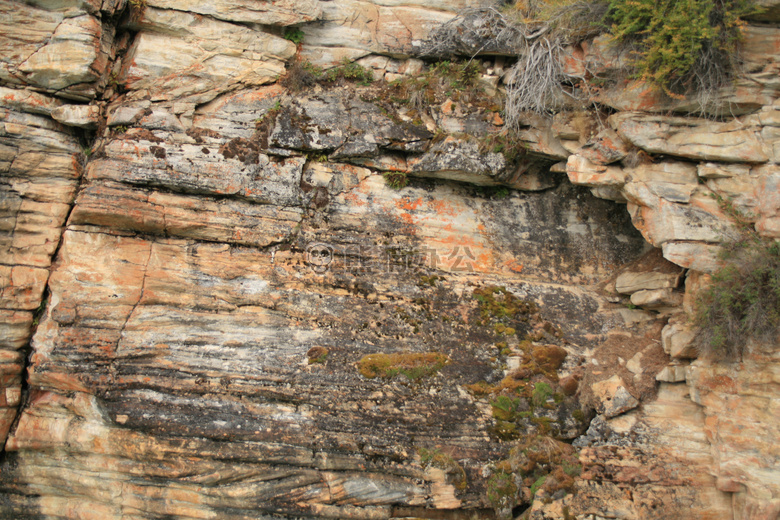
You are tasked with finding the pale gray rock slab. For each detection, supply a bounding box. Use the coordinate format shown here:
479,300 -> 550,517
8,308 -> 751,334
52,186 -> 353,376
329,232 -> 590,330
612,112 -> 770,164
51,104 -> 100,128
146,0 -> 321,25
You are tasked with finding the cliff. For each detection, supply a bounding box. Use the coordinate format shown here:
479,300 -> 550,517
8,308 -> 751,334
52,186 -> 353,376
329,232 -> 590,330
0,1 -> 778,519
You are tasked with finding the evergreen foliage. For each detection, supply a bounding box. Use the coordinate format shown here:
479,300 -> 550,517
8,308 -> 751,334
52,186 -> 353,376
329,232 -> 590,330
695,236 -> 780,359
607,0 -> 754,97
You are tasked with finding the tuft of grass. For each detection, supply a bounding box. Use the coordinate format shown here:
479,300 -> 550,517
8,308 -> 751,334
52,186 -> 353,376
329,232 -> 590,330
323,58 -> 374,86
383,172 -> 409,190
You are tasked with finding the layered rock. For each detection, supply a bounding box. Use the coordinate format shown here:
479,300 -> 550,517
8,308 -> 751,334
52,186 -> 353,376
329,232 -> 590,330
0,90 -> 82,444
0,1 -> 778,519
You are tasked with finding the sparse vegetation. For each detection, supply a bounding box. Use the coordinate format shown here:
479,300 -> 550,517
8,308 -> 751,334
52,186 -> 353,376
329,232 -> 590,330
423,0 -> 754,119
358,352 -> 449,380
503,435 -> 581,504
283,27 -> 305,45
383,172 -> 409,190
281,58 -> 373,92
694,235 -> 780,359
322,58 -> 374,86
418,448 -> 468,490
606,0 -> 755,105
382,59 -> 485,114
473,286 -> 538,325
486,470 -> 518,517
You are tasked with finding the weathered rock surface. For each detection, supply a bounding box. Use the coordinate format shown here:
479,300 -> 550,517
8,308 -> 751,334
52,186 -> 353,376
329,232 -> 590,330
573,384 -> 734,519
0,1 -> 778,519
1,91 -> 82,444
120,7 -> 296,104
687,340 -> 780,520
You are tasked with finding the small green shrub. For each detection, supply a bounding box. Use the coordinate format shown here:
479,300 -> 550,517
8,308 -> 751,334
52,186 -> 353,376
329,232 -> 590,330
607,0 -> 754,97
383,172 -> 409,190
694,236 -> 780,359
323,58 -> 374,86
284,27 -> 305,45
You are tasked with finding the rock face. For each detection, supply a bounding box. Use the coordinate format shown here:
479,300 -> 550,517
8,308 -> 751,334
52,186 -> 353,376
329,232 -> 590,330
0,1 -> 778,520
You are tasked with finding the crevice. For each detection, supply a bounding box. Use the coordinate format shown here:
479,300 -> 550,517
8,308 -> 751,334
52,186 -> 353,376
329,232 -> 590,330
0,285 -> 49,460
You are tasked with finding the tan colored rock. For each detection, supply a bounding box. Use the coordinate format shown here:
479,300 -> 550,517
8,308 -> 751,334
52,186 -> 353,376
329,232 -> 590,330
615,271 -> 681,295
614,249 -> 684,294
706,174 -> 761,221
612,112 -> 770,164
0,99 -> 82,449
686,340 -> 780,519
121,7 -> 296,103
756,168 -> 780,238
0,87 -> 63,116
630,288 -> 683,310
662,241 -> 725,273
626,187 -> 738,247
146,0 -> 321,25
591,375 -> 639,418
662,318 -> 698,359
626,161 -> 699,204
566,154 -> 626,187
573,384 -> 733,519
301,0 -> 457,59
51,104 -> 100,128
697,162 -> 752,179
0,0 -> 111,100
655,364 -> 688,383
577,128 -> 630,165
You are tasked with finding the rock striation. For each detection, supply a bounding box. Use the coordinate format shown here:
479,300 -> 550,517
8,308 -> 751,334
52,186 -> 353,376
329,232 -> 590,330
0,0 -> 778,519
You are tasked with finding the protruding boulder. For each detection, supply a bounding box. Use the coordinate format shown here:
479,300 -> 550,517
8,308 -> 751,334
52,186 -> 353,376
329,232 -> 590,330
662,318 -> 699,359
591,375 -> 639,418
51,104 -> 100,129
611,112 -> 770,164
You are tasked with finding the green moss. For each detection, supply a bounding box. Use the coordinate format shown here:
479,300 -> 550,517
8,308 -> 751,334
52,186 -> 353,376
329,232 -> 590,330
473,286 -> 538,323
358,352 -> 449,380
532,382 -> 553,407
306,346 -> 329,365
486,471 -> 518,512
491,394 -> 522,421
